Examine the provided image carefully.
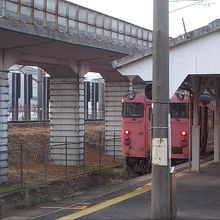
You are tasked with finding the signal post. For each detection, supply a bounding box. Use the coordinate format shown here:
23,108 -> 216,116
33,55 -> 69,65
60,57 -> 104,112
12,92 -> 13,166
151,0 -> 171,219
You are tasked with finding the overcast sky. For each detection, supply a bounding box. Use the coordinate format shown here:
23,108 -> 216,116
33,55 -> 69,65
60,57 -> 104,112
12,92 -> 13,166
67,0 -> 220,37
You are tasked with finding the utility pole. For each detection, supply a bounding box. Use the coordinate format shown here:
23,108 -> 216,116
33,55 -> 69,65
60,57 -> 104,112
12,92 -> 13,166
151,0 -> 170,219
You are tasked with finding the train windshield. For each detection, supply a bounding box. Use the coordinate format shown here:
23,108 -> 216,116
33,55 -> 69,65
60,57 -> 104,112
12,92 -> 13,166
170,103 -> 189,118
122,102 -> 144,118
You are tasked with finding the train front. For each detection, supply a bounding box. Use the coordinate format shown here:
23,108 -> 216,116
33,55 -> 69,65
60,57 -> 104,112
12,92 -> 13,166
121,92 -> 151,172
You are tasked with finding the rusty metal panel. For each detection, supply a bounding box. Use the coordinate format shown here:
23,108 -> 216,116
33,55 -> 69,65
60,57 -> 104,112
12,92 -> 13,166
20,5 -> 32,23
78,22 -> 87,36
34,9 -> 44,26
103,17 -> 110,30
58,16 -> 67,32
21,0 -> 32,6
131,26 -> 137,37
143,30 -> 149,41
87,24 -> 95,38
125,36 -> 132,46
34,0 -> 45,10
58,0 -> 67,17
103,29 -> 110,41
46,13 -> 56,29
111,19 -> 118,32
125,23 -> 131,35
118,21 -> 124,34
96,14 -> 103,28
137,39 -> 143,49
137,28 -> 142,39
96,27 -> 103,40
87,11 -> 95,25
0,0 -> 6,17
68,19 -> 77,34
79,8 -> 87,23
119,33 -> 124,45
68,3 -> 77,20
111,32 -> 118,44
5,1 -> 18,20
46,0 -> 56,13
148,32 -> 153,41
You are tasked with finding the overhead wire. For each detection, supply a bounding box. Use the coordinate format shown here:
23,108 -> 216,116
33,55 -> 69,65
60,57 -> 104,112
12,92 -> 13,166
169,0 -> 204,13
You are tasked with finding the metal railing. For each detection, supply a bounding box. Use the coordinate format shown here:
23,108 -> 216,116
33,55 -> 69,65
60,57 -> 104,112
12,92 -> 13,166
2,132 -> 124,192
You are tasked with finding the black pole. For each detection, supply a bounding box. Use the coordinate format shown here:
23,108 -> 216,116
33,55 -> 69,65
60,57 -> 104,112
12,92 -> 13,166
99,132 -> 102,171
113,132 -> 116,163
20,143 -> 24,189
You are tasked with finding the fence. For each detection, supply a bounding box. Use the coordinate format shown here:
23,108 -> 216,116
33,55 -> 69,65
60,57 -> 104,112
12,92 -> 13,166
8,106 -> 105,121
8,106 -> 49,121
4,132 -> 124,192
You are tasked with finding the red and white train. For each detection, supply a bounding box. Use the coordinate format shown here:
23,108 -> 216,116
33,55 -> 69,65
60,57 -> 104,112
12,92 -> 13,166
121,91 -> 214,172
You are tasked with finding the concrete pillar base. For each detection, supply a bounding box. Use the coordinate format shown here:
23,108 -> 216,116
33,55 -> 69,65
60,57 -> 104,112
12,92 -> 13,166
191,125 -> 200,172
214,123 -> 220,163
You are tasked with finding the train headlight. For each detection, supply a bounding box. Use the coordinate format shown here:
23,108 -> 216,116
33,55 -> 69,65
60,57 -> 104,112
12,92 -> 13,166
181,130 -> 187,136
127,92 -> 135,100
125,130 -> 130,135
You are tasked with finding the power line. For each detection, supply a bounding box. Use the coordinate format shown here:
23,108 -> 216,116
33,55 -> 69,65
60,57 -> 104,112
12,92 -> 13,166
169,0 -> 215,13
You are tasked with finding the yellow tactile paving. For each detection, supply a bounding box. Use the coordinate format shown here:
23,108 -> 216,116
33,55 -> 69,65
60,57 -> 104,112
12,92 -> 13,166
57,183 -> 152,220
40,206 -> 88,210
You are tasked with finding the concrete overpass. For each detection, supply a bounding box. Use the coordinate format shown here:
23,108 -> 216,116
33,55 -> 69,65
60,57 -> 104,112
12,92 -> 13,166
113,19 -> 220,172
0,0 -> 154,182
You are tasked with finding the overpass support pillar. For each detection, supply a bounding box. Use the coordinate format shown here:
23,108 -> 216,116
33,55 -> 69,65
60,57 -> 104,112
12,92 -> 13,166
214,96 -> 220,163
105,80 -> 145,157
50,75 -> 85,166
0,50 -> 18,183
191,95 -> 200,172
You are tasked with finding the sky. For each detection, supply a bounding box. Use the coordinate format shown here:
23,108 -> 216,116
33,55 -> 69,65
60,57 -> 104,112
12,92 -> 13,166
67,0 -> 220,37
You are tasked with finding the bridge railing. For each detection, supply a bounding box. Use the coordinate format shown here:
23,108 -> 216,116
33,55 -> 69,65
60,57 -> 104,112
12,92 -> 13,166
0,0 -> 152,50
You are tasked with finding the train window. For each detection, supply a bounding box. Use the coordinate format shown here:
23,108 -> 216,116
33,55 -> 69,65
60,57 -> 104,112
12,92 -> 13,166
170,103 -> 189,118
122,102 -> 144,118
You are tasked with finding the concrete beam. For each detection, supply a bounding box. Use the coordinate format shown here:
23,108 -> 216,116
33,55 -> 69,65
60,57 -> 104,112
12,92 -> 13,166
214,95 -> 220,162
191,95 -> 200,172
191,125 -> 200,172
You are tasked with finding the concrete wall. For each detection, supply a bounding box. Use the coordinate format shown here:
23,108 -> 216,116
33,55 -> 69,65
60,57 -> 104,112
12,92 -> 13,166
50,77 -> 84,166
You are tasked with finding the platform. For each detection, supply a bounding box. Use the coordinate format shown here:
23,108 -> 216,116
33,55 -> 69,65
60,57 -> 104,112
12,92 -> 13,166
175,161 -> 220,220
2,159 -> 220,220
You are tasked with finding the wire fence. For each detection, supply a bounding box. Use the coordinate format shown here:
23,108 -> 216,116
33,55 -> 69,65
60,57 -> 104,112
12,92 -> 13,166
8,106 -> 105,121
4,132 -> 124,193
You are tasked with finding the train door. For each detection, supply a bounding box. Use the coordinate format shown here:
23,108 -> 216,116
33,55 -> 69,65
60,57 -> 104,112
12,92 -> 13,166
170,102 -> 189,160
122,101 -> 146,158
145,103 -> 152,157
